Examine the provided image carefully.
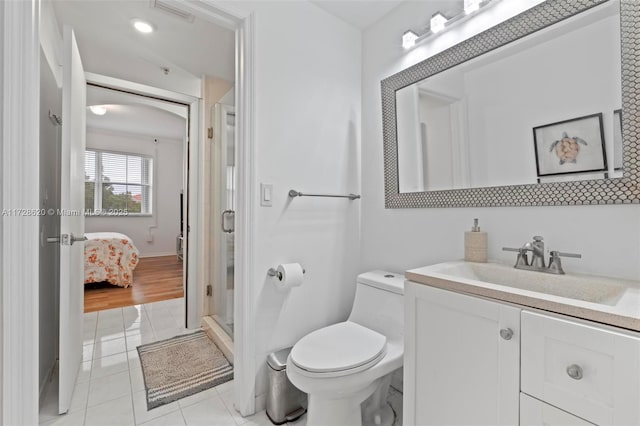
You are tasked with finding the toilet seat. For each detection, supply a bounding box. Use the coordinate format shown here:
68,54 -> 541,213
290,321 -> 386,378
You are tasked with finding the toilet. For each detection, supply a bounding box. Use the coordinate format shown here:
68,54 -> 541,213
286,271 -> 404,426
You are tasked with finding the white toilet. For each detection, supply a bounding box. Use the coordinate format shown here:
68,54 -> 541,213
286,271 -> 404,426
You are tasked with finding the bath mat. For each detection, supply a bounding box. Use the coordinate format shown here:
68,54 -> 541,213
137,331 -> 233,410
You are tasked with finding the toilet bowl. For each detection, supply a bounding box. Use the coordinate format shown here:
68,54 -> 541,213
286,271 -> 404,426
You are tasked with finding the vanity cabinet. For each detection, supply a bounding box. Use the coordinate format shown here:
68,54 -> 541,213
405,281 -> 640,426
404,282 -> 521,426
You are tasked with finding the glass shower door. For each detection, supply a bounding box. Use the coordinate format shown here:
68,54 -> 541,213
213,104 -> 235,337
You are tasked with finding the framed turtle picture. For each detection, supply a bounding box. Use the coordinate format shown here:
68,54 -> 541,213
533,113 -> 607,177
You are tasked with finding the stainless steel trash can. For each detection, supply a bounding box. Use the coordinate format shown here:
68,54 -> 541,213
266,347 -> 307,425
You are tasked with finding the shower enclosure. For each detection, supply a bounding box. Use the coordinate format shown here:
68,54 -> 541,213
211,103 -> 235,338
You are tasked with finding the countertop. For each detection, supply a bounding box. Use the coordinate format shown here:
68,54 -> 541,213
406,261 -> 640,332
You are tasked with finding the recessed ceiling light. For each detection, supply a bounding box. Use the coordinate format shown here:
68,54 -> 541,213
132,19 -> 154,34
89,105 -> 107,116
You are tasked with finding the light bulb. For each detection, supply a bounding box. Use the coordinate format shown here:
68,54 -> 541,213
464,0 -> 481,14
430,12 -> 447,33
402,30 -> 419,49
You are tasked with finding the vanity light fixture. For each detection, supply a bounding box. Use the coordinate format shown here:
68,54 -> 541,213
430,12 -> 448,33
132,19 -> 154,34
402,0 -> 497,50
88,105 -> 107,116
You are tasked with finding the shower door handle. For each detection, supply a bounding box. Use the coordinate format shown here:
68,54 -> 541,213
222,210 -> 234,234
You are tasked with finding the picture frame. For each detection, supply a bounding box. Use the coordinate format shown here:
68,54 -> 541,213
613,109 -> 623,171
537,171 -> 608,184
533,113 -> 607,177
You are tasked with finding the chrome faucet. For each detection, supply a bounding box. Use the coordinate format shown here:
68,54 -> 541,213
502,236 -> 581,275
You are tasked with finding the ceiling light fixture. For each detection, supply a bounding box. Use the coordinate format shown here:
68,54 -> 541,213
402,0 -> 497,50
89,105 -> 107,116
132,19 -> 154,34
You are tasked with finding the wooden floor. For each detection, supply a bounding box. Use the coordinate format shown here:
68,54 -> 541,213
84,255 -> 184,313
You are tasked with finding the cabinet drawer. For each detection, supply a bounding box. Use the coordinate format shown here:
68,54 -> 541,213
521,311 -> 640,426
520,393 -> 595,426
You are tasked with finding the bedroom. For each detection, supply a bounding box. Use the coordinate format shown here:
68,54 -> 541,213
82,84 -> 188,312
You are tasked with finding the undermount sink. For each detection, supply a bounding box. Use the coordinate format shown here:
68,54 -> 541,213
413,261 -> 626,306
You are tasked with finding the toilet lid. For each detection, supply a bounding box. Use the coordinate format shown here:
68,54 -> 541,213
290,322 -> 386,374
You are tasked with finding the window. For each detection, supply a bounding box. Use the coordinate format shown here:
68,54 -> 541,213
84,149 -> 153,215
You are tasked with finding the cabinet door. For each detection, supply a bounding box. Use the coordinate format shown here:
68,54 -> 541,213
520,393 -> 595,426
404,282 -> 520,426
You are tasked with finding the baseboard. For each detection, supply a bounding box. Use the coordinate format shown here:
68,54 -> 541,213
138,252 -> 179,258
254,392 -> 266,414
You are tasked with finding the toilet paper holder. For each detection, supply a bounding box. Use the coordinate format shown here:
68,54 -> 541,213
268,266 -> 306,281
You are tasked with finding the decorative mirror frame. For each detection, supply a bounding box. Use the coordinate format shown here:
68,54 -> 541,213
381,0 -> 640,208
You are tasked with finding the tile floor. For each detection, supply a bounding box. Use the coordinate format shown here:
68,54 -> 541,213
39,297 -> 286,426
39,297 -> 402,426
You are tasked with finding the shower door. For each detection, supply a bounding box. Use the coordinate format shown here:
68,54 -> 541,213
211,103 -> 235,337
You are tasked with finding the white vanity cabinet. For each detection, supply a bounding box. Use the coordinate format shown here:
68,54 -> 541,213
405,280 -> 640,426
404,282 -> 521,426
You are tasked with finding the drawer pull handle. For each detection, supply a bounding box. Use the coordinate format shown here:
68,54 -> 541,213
499,328 -> 513,340
566,364 -> 583,380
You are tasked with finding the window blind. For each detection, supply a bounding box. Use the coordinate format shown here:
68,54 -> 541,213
84,149 -> 153,215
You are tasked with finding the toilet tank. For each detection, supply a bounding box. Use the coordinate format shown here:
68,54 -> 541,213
348,270 -> 404,340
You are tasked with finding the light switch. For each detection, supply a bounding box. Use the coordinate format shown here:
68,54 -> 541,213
261,183 -> 273,207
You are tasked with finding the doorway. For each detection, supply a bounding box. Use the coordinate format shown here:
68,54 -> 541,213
2,0 -> 256,422
82,84 -> 189,313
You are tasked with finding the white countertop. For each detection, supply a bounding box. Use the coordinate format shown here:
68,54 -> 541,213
406,261 -> 640,332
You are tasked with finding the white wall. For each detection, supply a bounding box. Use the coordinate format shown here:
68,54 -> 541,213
229,1 -> 362,404
464,14 -> 620,187
85,129 -> 183,257
361,1 -> 640,281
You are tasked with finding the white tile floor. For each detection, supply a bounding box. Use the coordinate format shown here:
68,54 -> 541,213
39,298 -> 285,426
39,297 -> 402,426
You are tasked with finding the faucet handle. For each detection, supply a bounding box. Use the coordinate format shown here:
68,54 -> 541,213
533,236 -> 544,242
502,247 -> 524,252
551,251 -> 582,259
548,251 -> 581,275
503,247 -> 529,268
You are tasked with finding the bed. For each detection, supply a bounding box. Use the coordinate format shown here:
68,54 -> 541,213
84,232 -> 140,288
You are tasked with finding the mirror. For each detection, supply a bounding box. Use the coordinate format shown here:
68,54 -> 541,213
382,0 -> 640,208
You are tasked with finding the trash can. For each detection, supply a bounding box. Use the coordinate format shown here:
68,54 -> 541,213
266,347 -> 307,425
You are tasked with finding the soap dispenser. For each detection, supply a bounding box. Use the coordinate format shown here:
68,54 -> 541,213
464,218 -> 488,263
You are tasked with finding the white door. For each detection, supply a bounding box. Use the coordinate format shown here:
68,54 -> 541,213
58,26 -> 87,414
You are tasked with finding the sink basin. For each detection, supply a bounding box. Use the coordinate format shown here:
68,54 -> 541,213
406,261 -> 640,331
412,261 -> 626,306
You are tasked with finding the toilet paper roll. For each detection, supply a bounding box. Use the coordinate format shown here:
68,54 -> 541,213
275,263 -> 304,289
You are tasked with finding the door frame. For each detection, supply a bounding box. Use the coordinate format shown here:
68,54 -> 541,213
1,1 -> 42,424
177,2 -> 257,416
0,0 -> 257,422
84,72 -> 201,330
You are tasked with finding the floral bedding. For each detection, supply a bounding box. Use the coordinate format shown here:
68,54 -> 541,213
84,232 -> 140,288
